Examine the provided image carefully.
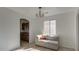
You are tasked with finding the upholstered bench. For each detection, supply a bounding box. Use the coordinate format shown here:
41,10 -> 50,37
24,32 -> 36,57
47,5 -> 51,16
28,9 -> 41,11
35,35 -> 59,50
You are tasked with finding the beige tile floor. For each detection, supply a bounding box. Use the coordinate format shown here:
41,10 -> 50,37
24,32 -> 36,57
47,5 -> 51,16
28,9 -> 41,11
15,40 -> 74,51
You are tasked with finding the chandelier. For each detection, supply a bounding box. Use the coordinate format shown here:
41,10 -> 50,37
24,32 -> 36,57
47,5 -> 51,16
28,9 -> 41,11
36,7 -> 44,17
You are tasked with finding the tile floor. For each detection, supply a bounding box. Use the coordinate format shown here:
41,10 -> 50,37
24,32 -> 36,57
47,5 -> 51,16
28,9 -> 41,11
15,40 -> 75,51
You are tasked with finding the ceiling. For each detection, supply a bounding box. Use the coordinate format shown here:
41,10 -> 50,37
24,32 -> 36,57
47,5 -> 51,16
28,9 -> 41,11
7,7 -> 78,17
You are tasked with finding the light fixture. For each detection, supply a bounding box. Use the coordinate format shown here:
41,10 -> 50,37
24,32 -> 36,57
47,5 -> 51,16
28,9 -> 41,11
36,7 -> 44,17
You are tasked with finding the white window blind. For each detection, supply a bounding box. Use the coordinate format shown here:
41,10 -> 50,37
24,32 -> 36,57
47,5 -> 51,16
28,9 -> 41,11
43,20 -> 56,36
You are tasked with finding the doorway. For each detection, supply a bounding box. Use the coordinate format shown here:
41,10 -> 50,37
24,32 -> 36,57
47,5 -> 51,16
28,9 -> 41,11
20,18 -> 29,48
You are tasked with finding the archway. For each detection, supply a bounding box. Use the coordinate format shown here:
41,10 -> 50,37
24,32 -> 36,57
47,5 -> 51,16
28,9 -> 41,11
20,18 -> 29,48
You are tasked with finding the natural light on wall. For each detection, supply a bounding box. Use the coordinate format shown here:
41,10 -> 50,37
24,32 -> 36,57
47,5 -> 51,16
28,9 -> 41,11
43,20 -> 56,36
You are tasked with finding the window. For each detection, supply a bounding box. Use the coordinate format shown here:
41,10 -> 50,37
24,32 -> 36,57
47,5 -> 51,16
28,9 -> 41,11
43,20 -> 56,36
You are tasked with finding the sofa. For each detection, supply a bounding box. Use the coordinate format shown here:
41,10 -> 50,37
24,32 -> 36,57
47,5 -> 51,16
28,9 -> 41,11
35,34 -> 59,50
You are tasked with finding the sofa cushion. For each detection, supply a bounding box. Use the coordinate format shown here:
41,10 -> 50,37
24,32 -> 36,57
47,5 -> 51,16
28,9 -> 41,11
37,34 -> 58,40
46,35 -> 58,40
40,35 -> 47,40
38,40 -> 58,44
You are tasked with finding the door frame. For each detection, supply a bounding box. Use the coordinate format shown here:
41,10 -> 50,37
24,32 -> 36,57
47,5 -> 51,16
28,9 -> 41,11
20,18 -> 29,46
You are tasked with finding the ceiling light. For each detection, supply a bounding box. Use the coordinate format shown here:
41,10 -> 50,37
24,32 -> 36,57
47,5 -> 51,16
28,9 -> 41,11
36,7 -> 44,17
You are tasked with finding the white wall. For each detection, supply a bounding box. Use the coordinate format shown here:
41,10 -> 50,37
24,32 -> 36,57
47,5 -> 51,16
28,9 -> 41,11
77,11 -> 79,50
0,8 -> 23,50
42,11 -> 77,49
28,17 -> 44,43
56,11 -> 76,49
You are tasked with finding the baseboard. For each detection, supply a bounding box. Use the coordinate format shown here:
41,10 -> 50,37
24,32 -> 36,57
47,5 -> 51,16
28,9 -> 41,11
59,46 -> 75,51
10,46 -> 21,51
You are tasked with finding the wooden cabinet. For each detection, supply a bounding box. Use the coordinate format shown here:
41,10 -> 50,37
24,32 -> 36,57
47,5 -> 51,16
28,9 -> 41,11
20,32 -> 29,42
